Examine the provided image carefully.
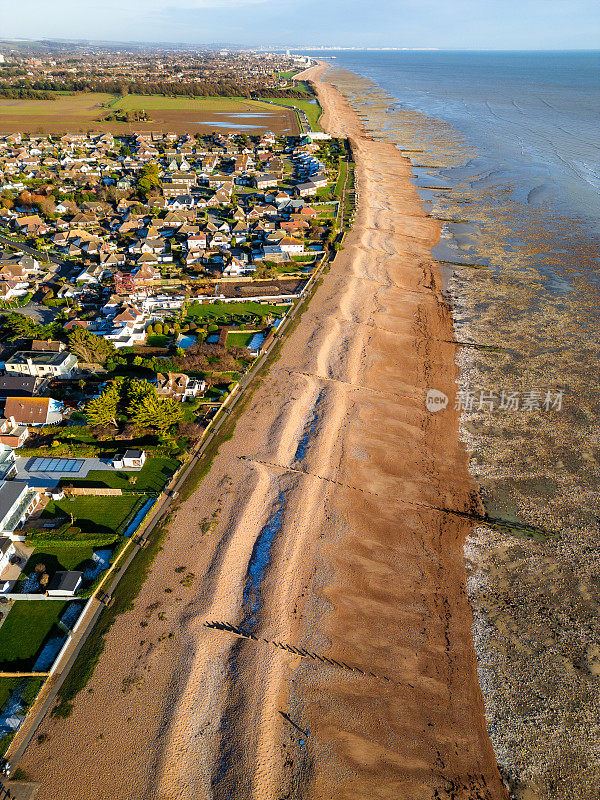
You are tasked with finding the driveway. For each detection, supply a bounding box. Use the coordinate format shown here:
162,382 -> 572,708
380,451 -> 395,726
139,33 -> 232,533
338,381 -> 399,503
10,303 -> 58,325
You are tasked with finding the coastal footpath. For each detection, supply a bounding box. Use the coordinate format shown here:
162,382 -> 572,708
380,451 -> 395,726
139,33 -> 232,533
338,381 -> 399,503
19,64 -> 508,800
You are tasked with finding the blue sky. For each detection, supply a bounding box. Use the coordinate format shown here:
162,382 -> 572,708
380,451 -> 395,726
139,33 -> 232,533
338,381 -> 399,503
2,0 -> 599,49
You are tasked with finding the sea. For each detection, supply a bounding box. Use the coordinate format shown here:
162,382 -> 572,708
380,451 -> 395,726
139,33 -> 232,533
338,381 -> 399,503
300,50 -> 600,800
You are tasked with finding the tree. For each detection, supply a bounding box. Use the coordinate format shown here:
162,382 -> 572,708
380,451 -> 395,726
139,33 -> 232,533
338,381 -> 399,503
124,378 -> 155,408
128,391 -> 183,437
136,162 -> 161,200
2,313 -> 60,342
85,383 -> 120,428
67,327 -> 116,365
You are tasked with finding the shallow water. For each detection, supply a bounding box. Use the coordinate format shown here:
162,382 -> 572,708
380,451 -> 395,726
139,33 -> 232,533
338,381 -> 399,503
311,52 -> 600,800
241,491 -> 286,631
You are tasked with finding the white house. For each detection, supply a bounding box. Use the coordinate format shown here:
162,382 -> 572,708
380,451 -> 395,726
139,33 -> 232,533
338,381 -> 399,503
104,307 -> 149,348
279,236 -> 305,255
0,481 -> 40,541
113,449 -> 147,470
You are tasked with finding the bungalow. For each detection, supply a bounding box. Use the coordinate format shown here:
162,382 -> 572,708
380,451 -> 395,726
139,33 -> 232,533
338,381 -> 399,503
133,263 -> 161,284
296,181 -> 318,197
76,264 -> 107,286
223,257 -> 248,277
310,173 -> 329,189
99,252 -> 126,267
185,249 -> 205,265
185,232 -> 207,251
169,195 -> 195,210
0,279 -> 29,301
0,537 -> 19,581
253,174 -> 280,190
262,245 -> 289,262
0,375 -> 45,398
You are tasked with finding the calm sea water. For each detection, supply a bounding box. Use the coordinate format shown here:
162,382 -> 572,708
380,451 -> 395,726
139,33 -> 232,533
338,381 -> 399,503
300,51 -> 600,799
304,50 -> 600,217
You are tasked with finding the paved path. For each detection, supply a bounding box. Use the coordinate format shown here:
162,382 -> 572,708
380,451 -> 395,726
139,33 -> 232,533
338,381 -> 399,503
14,457 -> 114,489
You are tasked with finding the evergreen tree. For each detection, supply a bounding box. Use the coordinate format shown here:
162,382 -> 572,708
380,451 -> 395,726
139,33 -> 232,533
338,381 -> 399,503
128,391 -> 183,436
85,383 -> 120,427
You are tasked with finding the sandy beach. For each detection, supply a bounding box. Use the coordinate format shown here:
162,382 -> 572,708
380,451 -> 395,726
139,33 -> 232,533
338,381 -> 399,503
19,63 -> 507,800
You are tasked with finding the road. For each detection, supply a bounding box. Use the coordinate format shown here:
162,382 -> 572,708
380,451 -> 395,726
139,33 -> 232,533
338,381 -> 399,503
0,234 -> 71,274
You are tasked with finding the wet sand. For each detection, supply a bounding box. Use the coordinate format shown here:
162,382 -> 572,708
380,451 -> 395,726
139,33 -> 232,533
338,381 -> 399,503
20,64 -> 507,800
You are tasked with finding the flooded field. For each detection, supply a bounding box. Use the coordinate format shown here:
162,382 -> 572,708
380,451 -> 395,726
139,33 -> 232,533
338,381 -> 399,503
324,62 -> 600,800
0,93 -> 299,135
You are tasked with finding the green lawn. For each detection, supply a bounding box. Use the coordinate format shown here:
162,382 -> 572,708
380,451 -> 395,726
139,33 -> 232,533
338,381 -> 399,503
262,97 -> 322,131
59,457 -> 179,493
113,95 -> 280,113
0,602 -> 66,669
187,301 -> 289,322
0,677 -> 27,709
146,334 -> 169,347
226,331 -> 254,347
273,263 -> 307,275
24,544 -> 98,575
41,495 -> 141,535
334,160 -> 348,198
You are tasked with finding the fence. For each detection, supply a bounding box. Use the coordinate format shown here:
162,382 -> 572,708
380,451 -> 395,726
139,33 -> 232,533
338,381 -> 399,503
62,487 -> 123,497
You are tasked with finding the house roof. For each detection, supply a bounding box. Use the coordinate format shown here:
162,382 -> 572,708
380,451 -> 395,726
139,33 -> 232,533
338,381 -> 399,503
5,397 -> 50,424
123,449 -> 144,459
31,340 -> 63,352
48,570 -> 82,593
0,375 -> 39,398
0,481 -> 29,525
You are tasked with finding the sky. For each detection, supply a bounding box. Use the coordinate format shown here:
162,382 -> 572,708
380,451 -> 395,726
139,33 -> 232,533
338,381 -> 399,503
1,0 -> 599,49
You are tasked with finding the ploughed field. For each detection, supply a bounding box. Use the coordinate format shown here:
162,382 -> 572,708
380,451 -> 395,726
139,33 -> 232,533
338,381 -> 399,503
0,93 -> 299,134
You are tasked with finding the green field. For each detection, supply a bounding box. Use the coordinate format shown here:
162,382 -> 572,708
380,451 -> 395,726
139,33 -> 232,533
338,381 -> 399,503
0,602 -> 66,668
0,92 -> 113,117
263,97 -> 323,131
187,301 -> 289,322
0,91 -> 299,134
113,95 -> 281,113
146,334 -> 169,347
41,495 -> 142,535
59,457 -> 179,493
